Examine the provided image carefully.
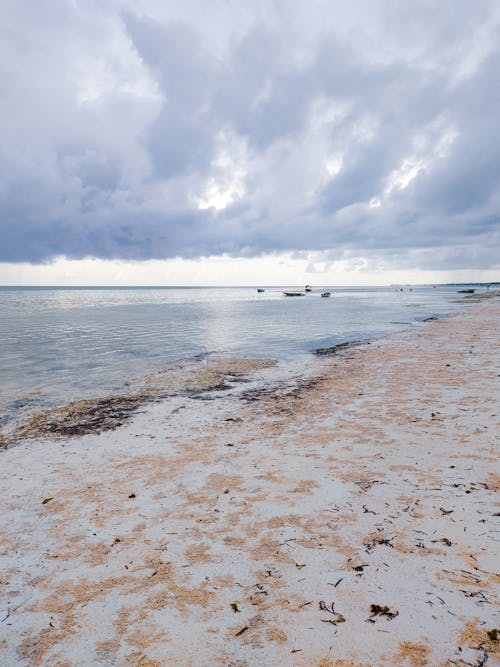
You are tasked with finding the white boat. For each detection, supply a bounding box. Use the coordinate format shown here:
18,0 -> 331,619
257,288 -> 265,292
305,285 -> 312,292
321,291 -> 331,298
283,291 -> 305,296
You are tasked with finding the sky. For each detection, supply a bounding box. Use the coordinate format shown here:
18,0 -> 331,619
1,0 -> 499,286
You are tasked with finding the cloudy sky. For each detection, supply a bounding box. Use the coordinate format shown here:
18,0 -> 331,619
1,0 -> 499,285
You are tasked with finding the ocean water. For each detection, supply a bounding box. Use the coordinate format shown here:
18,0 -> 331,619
0,285 -> 478,426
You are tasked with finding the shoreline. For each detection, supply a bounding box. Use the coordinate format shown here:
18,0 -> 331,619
0,287 -> 487,434
0,297 -> 499,666
2,291 -> 491,447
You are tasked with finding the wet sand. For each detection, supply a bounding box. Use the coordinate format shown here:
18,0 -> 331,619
0,297 -> 499,666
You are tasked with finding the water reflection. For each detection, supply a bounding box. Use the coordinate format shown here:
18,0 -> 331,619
0,285 -> 470,419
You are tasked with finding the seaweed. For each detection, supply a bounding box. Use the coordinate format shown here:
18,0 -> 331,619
319,601 -> 346,625
353,564 -> 368,572
3,356 -> 276,447
440,507 -> 454,515
12,394 -> 150,442
432,537 -> 452,547
313,340 -> 368,356
369,604 -> 399,620
364,536 -> 394,553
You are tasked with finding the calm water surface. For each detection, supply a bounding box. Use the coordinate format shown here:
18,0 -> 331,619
0,285 -> 476,424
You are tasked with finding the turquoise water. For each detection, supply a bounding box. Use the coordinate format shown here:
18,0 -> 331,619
0,285 -> 478,424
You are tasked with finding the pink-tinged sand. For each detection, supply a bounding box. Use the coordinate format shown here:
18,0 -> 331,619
0,298 -> 499,667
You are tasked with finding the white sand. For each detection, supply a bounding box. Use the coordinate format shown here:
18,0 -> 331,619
1,298 -> 499,666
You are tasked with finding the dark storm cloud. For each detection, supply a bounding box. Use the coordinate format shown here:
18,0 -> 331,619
0,0 -> 499,270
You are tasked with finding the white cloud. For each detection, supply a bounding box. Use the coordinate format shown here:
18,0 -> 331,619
197,132 -> 247,210
0,0 -> 499,284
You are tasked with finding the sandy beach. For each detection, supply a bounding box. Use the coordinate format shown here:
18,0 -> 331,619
1,296 -> 499,667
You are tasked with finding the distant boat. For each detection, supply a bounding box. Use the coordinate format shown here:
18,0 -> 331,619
457,289 -> 475,294
321,291 -> 331,298
257,288 -> 265,292
305,285 -> 312,292
283,291 -> 305,296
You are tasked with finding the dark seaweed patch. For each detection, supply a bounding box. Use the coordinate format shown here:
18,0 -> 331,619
313,340 -> 369,356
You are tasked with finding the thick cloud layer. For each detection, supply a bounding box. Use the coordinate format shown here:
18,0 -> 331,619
1,0 -> 499,270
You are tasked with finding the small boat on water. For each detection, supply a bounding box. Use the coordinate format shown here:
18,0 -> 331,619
257,288 -> 265,292
283,291 -> 305,296
457,289 -> 475,294
321,291 -> 331,298
305,285 -> 312,292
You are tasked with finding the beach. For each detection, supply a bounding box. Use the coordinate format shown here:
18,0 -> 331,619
0,296 -> 499,666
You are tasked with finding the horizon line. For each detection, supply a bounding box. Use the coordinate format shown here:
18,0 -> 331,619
0,282 -> 497,289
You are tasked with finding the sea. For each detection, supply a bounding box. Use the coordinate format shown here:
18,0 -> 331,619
0,284 -> 481,428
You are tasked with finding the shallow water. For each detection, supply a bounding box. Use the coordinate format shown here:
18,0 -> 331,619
0,285 -> 478,424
